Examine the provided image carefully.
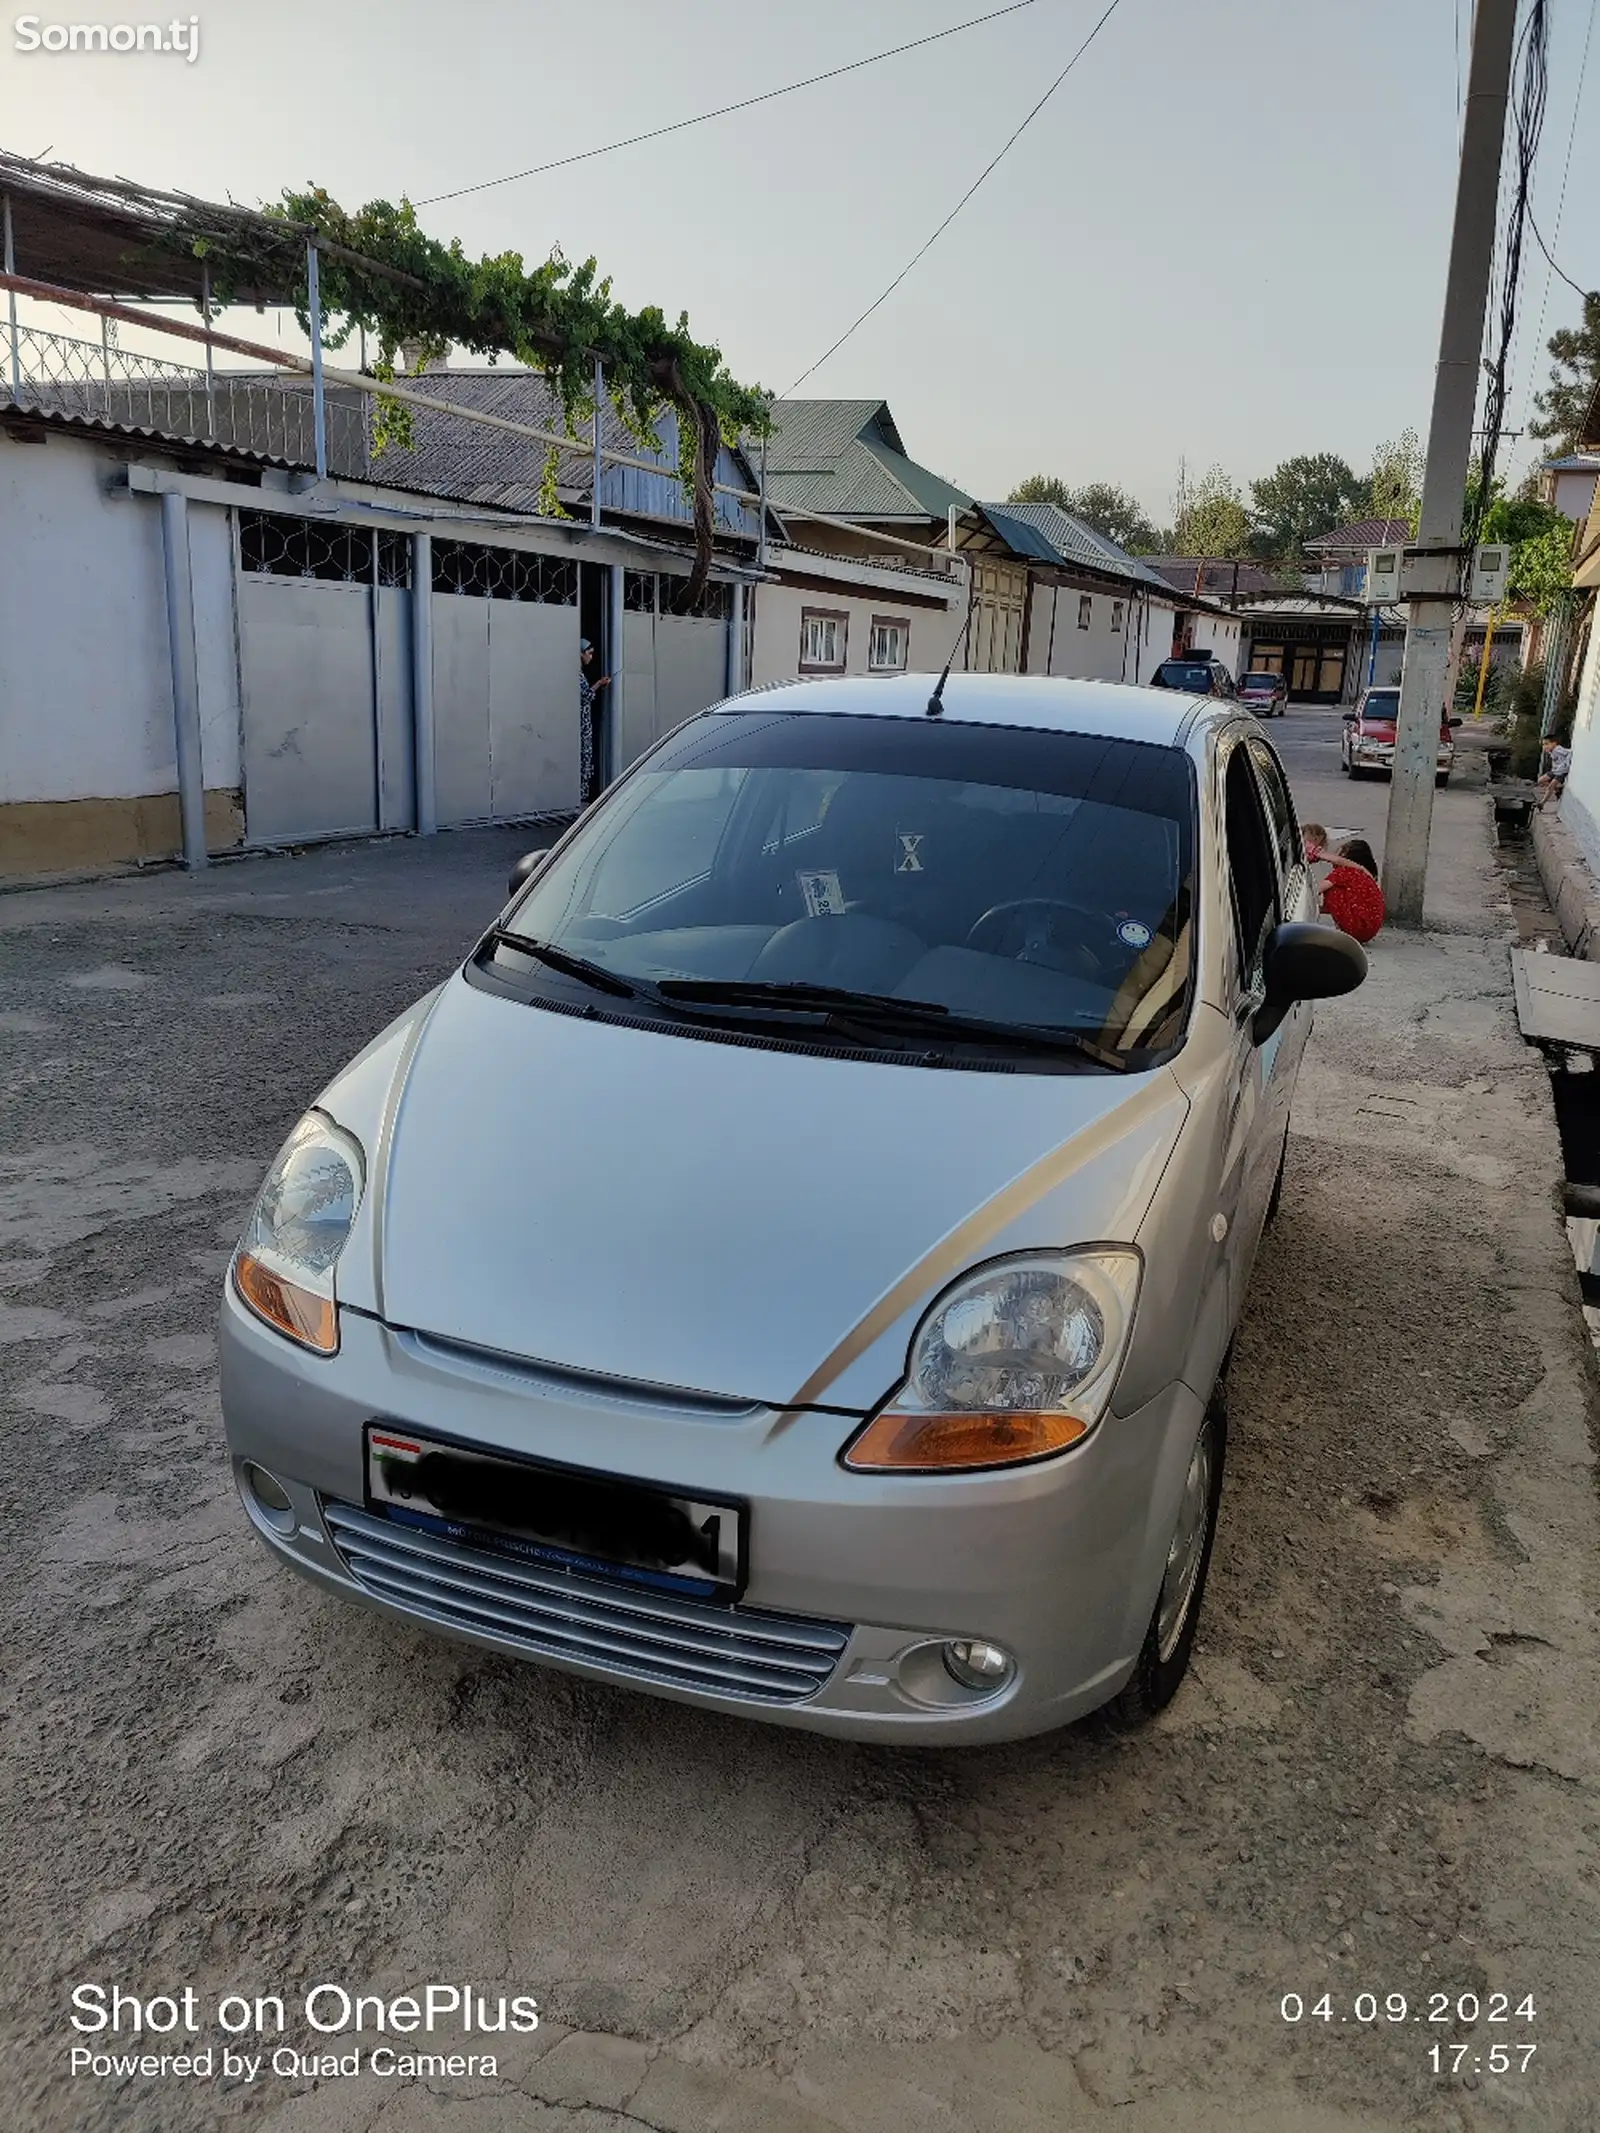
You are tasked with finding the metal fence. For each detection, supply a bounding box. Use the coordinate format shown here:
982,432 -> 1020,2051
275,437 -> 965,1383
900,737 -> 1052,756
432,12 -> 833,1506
0,322 -> 368,475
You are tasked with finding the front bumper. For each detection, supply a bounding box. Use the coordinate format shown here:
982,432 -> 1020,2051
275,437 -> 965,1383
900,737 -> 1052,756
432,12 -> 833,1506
1353,745 -> 1453,772
219,1283 -> 1205,1744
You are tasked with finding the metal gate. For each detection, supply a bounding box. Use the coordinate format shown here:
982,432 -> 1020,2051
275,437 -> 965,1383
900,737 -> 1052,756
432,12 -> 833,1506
615,573 -> 731,775
968,559 -> 1028,674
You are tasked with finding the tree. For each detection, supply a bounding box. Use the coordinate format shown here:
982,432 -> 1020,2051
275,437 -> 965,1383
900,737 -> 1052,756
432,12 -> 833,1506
1248,453 -> 1366,562
1171,464 -> 1252,558
1365,428 -> 1424,528
1481,490 -> 1574,616
1529,291 -> 1600,452
1006,475 -> 1163,553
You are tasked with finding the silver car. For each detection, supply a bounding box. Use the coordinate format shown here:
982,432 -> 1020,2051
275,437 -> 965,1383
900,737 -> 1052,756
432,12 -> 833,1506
219,675 -> 1364,1743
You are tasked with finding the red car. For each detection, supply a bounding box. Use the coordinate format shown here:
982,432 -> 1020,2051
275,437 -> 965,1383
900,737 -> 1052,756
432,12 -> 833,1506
1237,670 -> 1288,717
1341,687 -> 1462,787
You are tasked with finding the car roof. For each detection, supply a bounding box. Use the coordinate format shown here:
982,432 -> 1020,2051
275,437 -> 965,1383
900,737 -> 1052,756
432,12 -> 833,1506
719,672 -> 1195,747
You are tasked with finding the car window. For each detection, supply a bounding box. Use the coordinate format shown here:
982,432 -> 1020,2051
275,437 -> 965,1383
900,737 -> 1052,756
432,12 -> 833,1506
1221,742 -> 1281,997
1245,735 -> 1301,880
510,712 -> 1199,1061
1363,692 -> 1400,722
1155,661 -> 1215,692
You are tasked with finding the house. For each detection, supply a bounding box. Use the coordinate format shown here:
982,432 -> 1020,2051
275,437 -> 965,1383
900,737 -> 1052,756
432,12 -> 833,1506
755,401 -> 1241,685
983,509 -> 1238,684
1303,517 -> 1415,599
1547,383 -> 1600,868
0,150 -> 767,875
1232,591 -> 1370,703
1538,452 -> 1600,526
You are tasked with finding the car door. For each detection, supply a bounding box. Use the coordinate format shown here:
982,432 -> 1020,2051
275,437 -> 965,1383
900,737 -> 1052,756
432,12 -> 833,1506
1244,730 -> 1314,1159
1216,730 -> 1288,1310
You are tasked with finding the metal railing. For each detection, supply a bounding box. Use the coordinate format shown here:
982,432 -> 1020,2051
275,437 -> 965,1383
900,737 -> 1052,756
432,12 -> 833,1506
1,322 -> 368,475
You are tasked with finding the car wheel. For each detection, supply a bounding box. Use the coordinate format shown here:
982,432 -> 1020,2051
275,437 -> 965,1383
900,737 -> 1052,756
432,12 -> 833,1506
1344,758 -> 1358,777
1109,1395 -> 1227,1724
1436,774 -> 1450,789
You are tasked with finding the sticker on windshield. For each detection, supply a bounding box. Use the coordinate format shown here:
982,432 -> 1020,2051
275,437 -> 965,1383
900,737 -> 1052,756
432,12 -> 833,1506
895,831 -> 925,874
797,869 -> 846,917
1117,919 -> 1153,950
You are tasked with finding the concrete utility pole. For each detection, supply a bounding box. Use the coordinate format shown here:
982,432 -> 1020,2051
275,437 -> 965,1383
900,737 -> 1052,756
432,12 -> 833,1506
1382,0 -> 1517,924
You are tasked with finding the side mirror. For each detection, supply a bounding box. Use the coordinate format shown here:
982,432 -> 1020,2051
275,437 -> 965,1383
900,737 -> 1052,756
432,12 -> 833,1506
1448,716 -> 1464,728
1341,711 -> 1358,722
1252,921 -> 1367,1045
508,847 -> 552,898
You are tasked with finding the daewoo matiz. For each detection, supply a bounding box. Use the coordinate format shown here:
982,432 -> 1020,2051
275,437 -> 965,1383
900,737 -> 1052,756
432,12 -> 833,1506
219,674 -> 1366,1742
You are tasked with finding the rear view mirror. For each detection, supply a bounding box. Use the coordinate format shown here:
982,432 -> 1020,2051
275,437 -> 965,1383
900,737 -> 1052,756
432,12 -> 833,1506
1253,921 -> 1367,1045
508,847 -> 552,898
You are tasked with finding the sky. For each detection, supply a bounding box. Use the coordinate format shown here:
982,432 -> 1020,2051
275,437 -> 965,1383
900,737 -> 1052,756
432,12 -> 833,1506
2,0 -> 1596,520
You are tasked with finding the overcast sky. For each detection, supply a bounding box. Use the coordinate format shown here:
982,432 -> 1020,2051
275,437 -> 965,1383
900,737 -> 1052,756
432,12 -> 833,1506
3,0 -> 1595,515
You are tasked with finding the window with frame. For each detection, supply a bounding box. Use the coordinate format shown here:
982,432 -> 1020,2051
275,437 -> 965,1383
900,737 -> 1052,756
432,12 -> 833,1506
800,608 -> 847,673
868,615 -> 909,672
1222,744 -> 1281,997
1111,600 -> 1125,633
1245,735 -> 1302,879
1078,595 -> 1093,630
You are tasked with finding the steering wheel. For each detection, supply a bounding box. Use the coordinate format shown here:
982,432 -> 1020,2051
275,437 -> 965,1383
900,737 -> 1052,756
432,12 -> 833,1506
965,897 -> 1120,977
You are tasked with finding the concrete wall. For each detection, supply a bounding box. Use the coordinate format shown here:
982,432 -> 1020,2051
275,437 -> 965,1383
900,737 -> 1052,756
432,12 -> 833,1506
0,427 -> 243,871
1559,611 -> 1600,879
1024,582 -> 1142,682
1183,612 -> 1243,669
749,576 -> 963,687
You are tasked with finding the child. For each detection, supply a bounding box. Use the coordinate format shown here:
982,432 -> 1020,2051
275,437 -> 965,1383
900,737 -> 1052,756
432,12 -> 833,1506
1301,823 -> 1384,942
1539,737 -> 1571,810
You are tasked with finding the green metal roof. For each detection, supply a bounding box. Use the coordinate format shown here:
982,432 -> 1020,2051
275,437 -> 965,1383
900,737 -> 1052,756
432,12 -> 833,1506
759,398 -> 972,524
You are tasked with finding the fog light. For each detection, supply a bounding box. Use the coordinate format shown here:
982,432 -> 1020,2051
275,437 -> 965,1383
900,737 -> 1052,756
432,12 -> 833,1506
243,1462 -> 295,1532
942,1639 -> 1015,1692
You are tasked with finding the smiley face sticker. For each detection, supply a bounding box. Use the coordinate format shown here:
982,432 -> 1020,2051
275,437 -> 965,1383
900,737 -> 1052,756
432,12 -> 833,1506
1117,919 -> 1153,951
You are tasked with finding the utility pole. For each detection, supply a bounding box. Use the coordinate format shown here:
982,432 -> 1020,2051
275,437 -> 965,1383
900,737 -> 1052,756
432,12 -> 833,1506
1382,0 -> 1517,924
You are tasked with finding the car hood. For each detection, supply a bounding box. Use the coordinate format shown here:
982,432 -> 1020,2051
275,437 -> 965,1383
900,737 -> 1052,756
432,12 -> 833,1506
343,976 -> 1191,1409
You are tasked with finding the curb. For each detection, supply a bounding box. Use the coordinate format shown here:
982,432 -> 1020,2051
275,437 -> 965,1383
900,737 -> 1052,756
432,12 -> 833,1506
1531,805 -> 1600,959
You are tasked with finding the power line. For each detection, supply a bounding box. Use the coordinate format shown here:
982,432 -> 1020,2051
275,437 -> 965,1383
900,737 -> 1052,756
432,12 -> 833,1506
417,1 -> 1044,207
1514,0 -> 1595,458
786,0 -> 1128,394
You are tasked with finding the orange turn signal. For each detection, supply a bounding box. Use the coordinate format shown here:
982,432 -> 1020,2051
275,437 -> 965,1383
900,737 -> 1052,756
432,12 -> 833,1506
233,1252 -> 338,1355
842,1407 -> 1088,1473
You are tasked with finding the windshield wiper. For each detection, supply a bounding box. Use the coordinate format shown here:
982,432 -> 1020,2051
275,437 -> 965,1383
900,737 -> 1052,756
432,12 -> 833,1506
491,928 -> 649,1001
656,979 -> 1128,1068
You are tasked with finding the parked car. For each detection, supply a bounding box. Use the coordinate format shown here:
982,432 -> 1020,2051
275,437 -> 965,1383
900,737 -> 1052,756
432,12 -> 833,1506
1150,651 -> 1236,697
1237,670 -> 1289,718
1340,686 -> 1462,786
220,675 -> 1365,1744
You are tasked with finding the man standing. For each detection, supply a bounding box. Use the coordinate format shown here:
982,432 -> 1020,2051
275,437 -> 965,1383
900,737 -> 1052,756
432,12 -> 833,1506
579,638 -> 611,803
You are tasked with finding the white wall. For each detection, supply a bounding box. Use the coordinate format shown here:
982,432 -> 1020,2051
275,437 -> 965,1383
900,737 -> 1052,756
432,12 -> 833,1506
0,429 -> 241,804
1560,614 -> 1600,874
749,577 -> 963,688
1552,467 -> 1599,524
1184,613 -> 1243,670
1025,583 -> 1144,682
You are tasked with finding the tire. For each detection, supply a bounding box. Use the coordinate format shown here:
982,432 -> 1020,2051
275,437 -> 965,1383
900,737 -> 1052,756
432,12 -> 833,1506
1109,1392 -> 1228,1724
1436,774 -> 1450,789
1344,759 -> 1359,778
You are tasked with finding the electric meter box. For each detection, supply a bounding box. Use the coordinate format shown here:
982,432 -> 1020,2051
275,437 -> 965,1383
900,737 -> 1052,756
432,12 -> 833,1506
1365,548 -> 1402,603
1469,544 -> 1510,605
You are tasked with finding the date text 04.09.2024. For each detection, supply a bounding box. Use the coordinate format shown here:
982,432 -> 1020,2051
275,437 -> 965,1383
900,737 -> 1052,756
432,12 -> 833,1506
1281,1992 -> 1535,2026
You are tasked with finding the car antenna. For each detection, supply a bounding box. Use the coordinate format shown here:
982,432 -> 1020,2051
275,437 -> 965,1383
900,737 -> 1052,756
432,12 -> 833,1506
926,602 -> 975,717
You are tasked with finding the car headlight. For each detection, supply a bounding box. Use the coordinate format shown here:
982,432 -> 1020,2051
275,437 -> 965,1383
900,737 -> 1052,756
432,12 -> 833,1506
232,1112 -> 365,1354
842,1249 -> 1142,1472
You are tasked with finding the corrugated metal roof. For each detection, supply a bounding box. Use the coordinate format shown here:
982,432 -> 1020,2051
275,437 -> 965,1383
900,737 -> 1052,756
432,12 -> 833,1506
984,502 -> 1173,590
759,397 -> 971,524
325,367 -> 759,535
1303,517 -> 1413,551
1143,556 -> 1286,597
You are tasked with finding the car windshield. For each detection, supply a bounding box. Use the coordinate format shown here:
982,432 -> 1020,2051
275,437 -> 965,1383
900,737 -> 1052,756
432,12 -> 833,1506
1363,693 -> 1400,721
505,709 -> 1197,1061
1241,674 -> 1279,691
1155,662 -> 1214,691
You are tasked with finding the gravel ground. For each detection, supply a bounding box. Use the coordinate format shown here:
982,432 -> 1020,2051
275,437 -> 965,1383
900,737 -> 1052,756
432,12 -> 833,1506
2,724 -> 1597,2133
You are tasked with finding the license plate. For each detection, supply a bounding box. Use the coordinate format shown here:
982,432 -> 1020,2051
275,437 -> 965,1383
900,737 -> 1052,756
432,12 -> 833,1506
364,1426 -> 745,1599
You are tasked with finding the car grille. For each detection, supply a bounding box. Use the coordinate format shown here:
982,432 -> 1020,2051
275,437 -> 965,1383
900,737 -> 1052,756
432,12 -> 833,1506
321,1500 -> 851,1705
